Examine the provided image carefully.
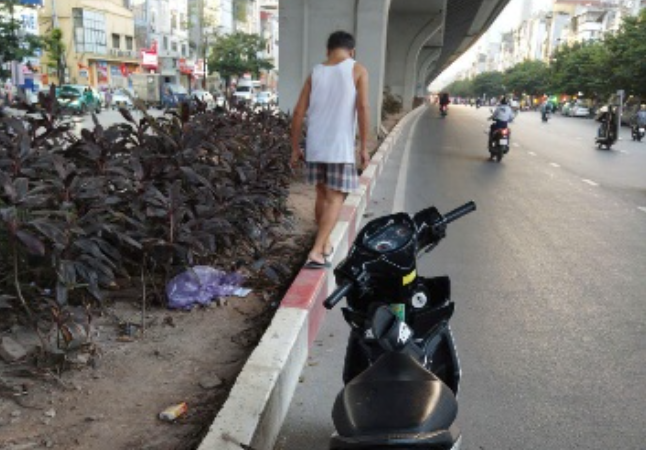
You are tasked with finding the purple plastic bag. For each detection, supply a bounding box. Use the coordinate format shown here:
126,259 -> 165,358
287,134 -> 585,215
166,266 -> 244,310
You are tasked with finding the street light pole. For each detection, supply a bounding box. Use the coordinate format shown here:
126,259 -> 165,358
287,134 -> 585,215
51,0 -> 59,27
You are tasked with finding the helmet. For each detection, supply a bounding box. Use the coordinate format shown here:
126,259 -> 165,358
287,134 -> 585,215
641,104 -> 646,110
500,97 -> 508,105
599,105 -> 609,113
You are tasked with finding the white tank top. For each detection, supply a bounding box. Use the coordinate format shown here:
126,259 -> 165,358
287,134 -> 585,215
306,58 -> 357,164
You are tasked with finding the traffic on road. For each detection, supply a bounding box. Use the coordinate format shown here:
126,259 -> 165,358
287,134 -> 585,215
278,104 -> 646,450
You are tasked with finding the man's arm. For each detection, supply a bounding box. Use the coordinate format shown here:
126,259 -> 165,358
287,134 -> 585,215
355,64 -> 370,170
290,76 -> 312,167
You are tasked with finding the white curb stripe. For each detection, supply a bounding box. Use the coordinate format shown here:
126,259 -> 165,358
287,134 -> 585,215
197,308 -> 308,450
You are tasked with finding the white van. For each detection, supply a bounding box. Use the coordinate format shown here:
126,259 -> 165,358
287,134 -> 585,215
233,79 -> 255,103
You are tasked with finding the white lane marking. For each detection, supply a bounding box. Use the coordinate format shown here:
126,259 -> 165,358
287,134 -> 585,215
393,109 -> 424,213
550,162 -> 560,168
618,150 -> 629,154
582,179 -> 599,186
528,151 -> 537,156
513,143 -> 520,147
638,207 -> 646,214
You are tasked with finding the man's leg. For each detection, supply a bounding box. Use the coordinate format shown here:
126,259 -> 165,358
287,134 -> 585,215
315,183 -> 333,255
308,186 -> 345,264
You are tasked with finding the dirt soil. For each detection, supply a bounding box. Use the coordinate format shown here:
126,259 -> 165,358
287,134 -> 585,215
0,110 -> 402,450
0,183 -> 317,450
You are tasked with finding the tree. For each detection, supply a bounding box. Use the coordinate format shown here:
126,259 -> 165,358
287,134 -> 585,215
471,71 -> 505,98
444,78 -> 474,97
549,41 -> 611,98
504,60 -> 550,96
42,28 -> 66,84
207,32 -> 273,88
0,0 -> 42,79
603,9 -> 646,97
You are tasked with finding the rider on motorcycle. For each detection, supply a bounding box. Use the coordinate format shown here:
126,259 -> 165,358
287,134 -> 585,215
489,97 -> 514,148
632,104 -> 646,127
597,105 -> 618,143
540,100 -> 550,121
439,92 -> 450,113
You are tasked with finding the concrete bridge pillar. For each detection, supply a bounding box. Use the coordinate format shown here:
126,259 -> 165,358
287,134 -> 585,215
278,0 -> 390,134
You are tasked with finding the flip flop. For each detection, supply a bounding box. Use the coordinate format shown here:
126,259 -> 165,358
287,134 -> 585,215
323,245 -> 334,258
304,259 -> 331,269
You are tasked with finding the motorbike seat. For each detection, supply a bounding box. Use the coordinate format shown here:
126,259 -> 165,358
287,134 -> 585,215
332,352 -> 458,439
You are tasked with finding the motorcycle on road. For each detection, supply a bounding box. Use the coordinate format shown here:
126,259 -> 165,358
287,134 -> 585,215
631,124 -> 645,142
323,201 -> 476,450
440,104 -> 448,117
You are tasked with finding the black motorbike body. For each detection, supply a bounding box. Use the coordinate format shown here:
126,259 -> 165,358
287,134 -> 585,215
596,121 -> 617,149
323,202 -> 476,450
490,127 -> 510,162
631,124 -> 645,142
440,104 -> 448,117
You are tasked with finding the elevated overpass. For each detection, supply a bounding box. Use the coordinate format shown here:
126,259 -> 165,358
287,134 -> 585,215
279,0 -> 511,131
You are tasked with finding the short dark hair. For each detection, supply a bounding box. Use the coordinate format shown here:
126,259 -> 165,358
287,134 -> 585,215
327,31 -> 356,51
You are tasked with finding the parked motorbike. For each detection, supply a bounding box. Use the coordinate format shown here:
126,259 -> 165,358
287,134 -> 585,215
541,111 -> 549,123
323,201 -> 476,450
440,104 -> 448,117
631,124 -> 645,142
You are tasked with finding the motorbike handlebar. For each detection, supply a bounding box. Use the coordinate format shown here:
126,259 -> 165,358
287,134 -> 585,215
323,281 -> 353,310
442,201 -> 477,225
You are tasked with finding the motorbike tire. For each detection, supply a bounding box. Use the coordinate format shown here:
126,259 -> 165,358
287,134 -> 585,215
495,150 -> 502,162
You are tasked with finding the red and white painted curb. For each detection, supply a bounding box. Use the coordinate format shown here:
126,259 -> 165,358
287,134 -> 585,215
197,107 -> 424,450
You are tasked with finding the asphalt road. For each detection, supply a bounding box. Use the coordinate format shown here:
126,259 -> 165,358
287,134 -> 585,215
277,105 -> 646,450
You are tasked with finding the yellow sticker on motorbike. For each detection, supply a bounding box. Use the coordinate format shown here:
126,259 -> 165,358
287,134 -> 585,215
402,270 -> 416,286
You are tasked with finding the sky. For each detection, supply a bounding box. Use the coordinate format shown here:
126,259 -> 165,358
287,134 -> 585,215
429,0 -> 552,90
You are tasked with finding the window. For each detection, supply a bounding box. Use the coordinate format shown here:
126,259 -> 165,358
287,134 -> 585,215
171,11 -> 177,31
73,8 -> 107,54
163,36 -> 168,50
171,41 -> 177,52
112,33 -> 120,49
180,13 -> 186,31
182,44 -> 187,56
126,36 -> 133,50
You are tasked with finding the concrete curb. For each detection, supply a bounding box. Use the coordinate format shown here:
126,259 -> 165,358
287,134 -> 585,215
197,106 -> 425,450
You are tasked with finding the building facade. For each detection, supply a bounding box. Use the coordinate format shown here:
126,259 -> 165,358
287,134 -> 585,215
132,0 -> 192,86
39,0 -> 139,87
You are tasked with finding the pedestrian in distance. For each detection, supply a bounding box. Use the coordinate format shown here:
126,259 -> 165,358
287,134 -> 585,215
290,30 -> 371,269
105,88 -> 113,109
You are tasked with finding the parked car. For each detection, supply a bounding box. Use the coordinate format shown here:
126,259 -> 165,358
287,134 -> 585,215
112,88 -> 134,109
211,90 -> 226,107
233,82 -> 256,104
253,91 -> 277,107
57,85 -> 101,115
190,90 -> 216,109
570,105 -> 590,117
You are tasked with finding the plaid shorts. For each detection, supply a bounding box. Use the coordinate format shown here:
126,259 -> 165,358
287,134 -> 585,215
305,162 -> 359,193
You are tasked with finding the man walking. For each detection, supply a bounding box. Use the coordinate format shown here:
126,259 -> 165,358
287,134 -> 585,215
290,31 -> 370,269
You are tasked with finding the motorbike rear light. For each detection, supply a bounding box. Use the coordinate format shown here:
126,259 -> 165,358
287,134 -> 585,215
502,129 -> 509,135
